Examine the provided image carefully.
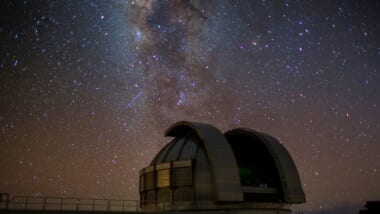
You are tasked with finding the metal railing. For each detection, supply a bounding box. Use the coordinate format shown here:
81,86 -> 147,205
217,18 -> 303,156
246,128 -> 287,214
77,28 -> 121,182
0,193 -> 139,212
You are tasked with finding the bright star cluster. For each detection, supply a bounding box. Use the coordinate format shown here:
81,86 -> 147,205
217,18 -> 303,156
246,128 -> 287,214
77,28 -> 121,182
0,1 -> 379,213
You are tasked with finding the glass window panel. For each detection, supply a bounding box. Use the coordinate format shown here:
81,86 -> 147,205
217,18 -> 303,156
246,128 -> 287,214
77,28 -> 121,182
140,175 -> 145,192
146,172 -> 154,190
157,169 -> 170,187
174,167 -> 192,186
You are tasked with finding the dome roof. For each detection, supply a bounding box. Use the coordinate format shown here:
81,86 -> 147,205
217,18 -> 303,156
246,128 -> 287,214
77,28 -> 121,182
139,121 -> 305,211
152,121 -> 243,202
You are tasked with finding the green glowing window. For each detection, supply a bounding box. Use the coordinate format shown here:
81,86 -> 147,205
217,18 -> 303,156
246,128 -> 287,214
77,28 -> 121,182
239,165 -> 258,186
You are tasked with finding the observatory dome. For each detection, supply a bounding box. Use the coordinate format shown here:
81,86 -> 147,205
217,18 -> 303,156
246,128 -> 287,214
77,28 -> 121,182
139,121 -> 305,212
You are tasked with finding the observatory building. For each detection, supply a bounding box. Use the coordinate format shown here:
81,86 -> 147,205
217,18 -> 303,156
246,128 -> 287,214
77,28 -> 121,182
139,121 -> 306,213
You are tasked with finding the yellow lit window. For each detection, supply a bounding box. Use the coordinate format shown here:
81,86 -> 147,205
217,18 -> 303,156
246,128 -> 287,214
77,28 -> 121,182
157,169 -> 170,187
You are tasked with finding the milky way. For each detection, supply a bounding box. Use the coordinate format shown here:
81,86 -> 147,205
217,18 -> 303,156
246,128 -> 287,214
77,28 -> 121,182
0,1 -> 379,213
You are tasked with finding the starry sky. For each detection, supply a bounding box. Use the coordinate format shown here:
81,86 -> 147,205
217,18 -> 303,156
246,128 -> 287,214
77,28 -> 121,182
0,0 -> 379,213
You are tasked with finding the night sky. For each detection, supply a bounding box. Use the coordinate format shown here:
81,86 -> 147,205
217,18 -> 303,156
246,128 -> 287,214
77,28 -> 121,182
0,0 -> 379,213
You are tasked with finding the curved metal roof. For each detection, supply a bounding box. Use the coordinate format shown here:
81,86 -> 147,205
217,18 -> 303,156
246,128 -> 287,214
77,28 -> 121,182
165,121 -> 244,202
224,128 -> 306,204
